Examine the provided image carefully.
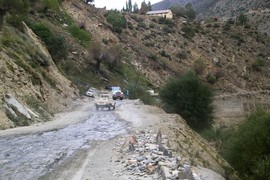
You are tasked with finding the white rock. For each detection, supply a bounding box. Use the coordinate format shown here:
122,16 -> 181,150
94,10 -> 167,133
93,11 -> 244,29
5,94 -> 31,119
192,166 -> 225,180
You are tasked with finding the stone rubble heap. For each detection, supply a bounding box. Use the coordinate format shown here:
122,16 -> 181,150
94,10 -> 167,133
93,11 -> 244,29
113,129 -> 225,180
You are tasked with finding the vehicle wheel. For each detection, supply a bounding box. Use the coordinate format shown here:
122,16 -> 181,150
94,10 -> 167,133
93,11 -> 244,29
113,97 -> 116,100
96,105 -> 99,110
120,97 -> 123,100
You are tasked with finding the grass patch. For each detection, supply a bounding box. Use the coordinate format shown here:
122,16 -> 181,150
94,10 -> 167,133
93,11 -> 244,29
67,24 -> 91,48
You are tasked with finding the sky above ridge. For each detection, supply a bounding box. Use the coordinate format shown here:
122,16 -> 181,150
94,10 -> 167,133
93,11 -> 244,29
94,0 -> 161,10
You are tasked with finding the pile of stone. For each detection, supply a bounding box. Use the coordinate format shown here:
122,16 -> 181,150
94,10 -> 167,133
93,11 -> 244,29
113,129 -> 224,180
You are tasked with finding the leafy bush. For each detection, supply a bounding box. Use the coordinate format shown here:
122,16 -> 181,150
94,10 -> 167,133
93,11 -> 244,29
127,21 -> 134,30
30,22 -> 67,63
67,24 -> 91,47
163,26 -> 175,34
0,0 -> 30,30
127,82 -> 155,105
46,35 -> 67,63
171,4 -> 186,17
185,3 -> 196,20
223,22 -> 231,31
160,50 -> 171,59
206,73 -> 217,84
146,53 -> 157,61
160,71 -> 214,131
171,3 -> 196,20
41,0 -> 60,11
106,10 -> 126,33
181,25 -> 195,39
130,14 -> 143,22
237,13 -> 249,27
149,22 -> 155,28
252,58 -> 265,71
137,21 -> 147,29
200,126 -> 232,143
222,108 -> 270,179
193,58 -> 206,75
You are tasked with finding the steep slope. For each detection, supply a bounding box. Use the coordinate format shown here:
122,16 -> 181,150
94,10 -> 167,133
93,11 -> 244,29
63,0 -> 270,94
65,0 -> 270,93
0,23 -> 78,129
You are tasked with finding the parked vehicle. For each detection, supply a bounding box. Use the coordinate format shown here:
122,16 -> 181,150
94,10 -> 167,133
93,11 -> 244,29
94,91 -> 116,110
111,86 -> 124,100
85,88 -> 96,97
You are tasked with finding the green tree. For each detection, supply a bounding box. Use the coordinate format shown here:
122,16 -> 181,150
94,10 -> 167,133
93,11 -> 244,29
133,2 -> 139,13
0,0 -> 30,30
125,1 -> 128,12
147,1 -> 152,11
128,0 -> 132,12
160,71 -> 214,130
171,4 -> 186,17
31,22 -> 67,63
106,10 -> 126,33
222,108 -> 270,179
185,3 -> 196,20
237,13 -> 249,27
140,1 -> 148,14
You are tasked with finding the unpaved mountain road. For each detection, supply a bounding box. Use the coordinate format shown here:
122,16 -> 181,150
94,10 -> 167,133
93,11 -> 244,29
0,98 -> 162,180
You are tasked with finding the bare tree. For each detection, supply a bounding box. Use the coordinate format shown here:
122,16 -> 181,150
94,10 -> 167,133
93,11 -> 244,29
104,45 -> 123,70
89,42 -> 104,74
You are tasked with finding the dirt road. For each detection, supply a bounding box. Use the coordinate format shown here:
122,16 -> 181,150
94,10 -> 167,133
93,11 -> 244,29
0,98 -> 162,180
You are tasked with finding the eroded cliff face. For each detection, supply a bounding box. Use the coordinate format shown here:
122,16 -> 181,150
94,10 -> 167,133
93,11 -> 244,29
0,23 -> 78,129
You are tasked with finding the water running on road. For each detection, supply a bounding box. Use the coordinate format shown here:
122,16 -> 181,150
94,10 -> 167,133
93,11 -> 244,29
0,112 -> 127,180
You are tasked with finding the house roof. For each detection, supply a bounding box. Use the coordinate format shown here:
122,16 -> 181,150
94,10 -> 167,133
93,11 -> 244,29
146,10 -> 171,15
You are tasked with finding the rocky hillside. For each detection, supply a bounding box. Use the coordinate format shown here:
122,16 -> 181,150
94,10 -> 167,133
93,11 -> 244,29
64,0 -> 270,127
66,0 -> 270,90
152,0 -> 270,35
0,9 -> 79,129
0,0 -> 270,130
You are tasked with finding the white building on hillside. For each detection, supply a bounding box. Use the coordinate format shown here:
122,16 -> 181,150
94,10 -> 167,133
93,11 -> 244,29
146,9 -> 173,19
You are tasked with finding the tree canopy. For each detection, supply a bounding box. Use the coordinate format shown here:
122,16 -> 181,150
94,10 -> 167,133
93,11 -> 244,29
171,3 -> 196,20
160,71 -> 214,131
222,108 -> 270,179
0,0 -> 30,30
106,10 -> 126,33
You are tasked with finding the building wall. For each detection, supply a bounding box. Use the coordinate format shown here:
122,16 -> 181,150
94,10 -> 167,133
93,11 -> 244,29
147,10 -> 173,19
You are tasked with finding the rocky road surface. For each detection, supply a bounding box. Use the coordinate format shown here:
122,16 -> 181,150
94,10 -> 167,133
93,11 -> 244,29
0,98 -> 130,180
0,98 -> 227,180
